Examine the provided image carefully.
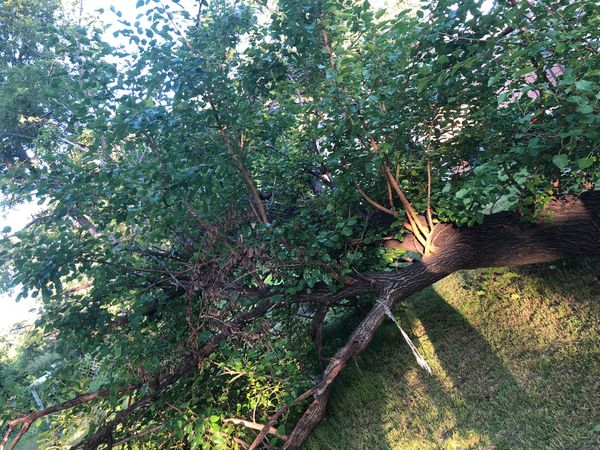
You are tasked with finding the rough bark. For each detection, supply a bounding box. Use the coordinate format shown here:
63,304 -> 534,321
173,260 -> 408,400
282,191 -> 600,448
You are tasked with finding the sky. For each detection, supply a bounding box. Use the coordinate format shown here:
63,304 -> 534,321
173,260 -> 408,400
0,203 -> 42,333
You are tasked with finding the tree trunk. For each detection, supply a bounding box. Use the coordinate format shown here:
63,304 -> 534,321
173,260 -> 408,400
283,191 -> 600,448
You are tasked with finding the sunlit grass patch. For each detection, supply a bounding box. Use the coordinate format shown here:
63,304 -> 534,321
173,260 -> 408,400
304,261 -> 600,449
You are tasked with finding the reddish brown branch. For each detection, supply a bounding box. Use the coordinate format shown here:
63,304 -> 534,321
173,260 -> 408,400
317,4 -> 336,68
425,140 -> 434,232
217,124 -> 269,225
386,177 -> 396,210
206,97 -> 269,225
1,390 -> 110,450
355,116 -> 430,245
5,423 -> 30,450
310,303 -> 329,369
381,165 -> 429,249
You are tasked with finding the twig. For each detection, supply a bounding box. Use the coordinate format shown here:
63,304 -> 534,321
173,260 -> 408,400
206,96 -> 269,225
425,123 -> 435,232
355,183 -> 397,217
501,162 -> 530,196
112,424 -> 164,447
248,387 -> 317,450
1,390 -> 112,450
224,418 -> 286,439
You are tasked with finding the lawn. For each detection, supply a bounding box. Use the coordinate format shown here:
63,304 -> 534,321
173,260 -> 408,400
303,261 -> 600,449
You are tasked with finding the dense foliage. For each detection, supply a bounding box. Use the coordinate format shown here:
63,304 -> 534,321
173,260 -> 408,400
0,0 -> 598,448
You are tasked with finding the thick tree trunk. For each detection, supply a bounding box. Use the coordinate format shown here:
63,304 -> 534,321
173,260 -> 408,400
282,191 -> 600,448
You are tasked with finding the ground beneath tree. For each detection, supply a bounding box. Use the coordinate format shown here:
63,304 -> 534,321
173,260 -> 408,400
303,261 -> 600,450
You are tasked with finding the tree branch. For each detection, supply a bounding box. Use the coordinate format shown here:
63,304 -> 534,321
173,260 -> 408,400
224,418 -> 285,439
71,297 -> 281,449
355,183 -> 397,217
1,390 -> 111,450
207,98 -> 269,225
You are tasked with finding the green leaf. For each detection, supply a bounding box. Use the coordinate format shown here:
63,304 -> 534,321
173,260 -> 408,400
515,66 -> 536,77
552,154 -> 569,169
455,188 -> 469,199
574,80 -> 593,91
417,78 -> 429,93
577,158 -> 594,169
576,104 -> 593,114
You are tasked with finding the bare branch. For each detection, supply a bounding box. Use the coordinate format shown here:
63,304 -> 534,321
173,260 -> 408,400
224,418 -> 285,439
355,183 -> 397,217
1,390 -> 110,450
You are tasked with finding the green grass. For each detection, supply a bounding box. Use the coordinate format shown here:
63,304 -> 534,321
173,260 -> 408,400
303,261 -> 600,450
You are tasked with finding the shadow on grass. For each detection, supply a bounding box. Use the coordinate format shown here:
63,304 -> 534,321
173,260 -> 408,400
411,289 -> 533,449
303,264 -> 600,449
303,288 -> 530,449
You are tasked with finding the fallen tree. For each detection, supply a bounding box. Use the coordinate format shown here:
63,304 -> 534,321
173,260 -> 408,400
280,191 -> 600,448
3,192 -> 599,450
1,0 -> 599,448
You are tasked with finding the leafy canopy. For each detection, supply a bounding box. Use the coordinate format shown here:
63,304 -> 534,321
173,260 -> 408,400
0,0 -> 598,447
